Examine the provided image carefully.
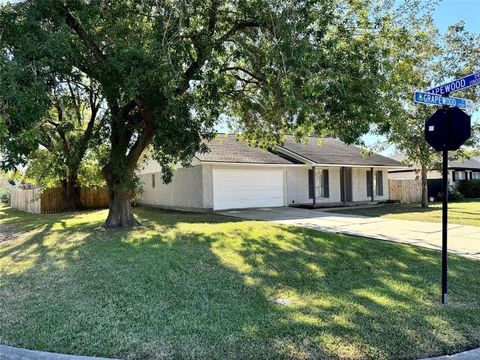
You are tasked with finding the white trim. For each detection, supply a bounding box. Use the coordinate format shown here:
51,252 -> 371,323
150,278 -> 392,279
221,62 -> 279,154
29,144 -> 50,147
309,163 -> 404,169
273,146 -> 314,164
200,161 -> 402,169
200,161 -> 304,167
275,145 -> 404,169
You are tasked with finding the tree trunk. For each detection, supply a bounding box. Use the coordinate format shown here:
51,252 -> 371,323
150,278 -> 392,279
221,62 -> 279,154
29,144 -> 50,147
421,165 -> 429,208
103,174 -> 140,228
62,175 -> 83,211
101,100 -> 155,229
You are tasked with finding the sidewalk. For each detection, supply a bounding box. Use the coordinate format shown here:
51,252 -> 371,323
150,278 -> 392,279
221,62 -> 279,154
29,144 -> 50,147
219,207 -> 480,260
0,345 -> 116,360
423,347 -> 480,359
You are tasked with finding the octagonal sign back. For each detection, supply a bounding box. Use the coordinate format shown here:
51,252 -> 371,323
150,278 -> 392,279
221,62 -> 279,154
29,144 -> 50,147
425,107 -> 471,151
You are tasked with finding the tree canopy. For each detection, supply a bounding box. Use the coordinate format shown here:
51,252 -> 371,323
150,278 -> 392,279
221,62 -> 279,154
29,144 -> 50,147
378,17 -> 480,207
0,0 -> 431,227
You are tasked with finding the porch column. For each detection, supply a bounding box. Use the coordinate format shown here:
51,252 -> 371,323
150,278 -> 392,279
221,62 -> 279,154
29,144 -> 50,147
312,166 -> 316,206
370,167 -> 374,202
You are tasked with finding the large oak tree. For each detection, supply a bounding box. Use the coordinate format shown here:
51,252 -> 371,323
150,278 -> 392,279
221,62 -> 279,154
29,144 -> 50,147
0,70 -> 104,210
1,0 -> 424,227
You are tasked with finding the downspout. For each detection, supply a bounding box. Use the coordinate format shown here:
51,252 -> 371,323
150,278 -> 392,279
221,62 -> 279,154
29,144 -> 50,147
371,167 -> 374,202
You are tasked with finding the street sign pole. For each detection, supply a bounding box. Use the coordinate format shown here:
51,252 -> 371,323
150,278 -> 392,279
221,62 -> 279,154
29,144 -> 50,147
440,96 -> 451,305
419,77 -> 475,305
424,106 -> 471,305
441,126 -> 448,304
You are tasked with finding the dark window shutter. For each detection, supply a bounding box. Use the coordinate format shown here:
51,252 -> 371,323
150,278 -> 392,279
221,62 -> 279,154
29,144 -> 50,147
308,169 -> 314,199
366,171 -> 372,197
376,171 -> 383,196
322,169 -> 329,198
152,174 -> 156,188
452,171 -> 456,182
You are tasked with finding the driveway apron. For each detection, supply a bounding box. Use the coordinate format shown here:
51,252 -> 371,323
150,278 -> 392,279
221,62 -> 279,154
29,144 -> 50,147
219,207 -> 480,260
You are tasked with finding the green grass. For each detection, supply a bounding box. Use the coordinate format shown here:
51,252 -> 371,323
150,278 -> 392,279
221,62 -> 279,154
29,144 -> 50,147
1,205 -> 480,359
331,199 -> 480,227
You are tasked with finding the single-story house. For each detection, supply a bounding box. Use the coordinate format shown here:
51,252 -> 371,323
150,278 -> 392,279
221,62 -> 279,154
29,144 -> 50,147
137,135 -> 403,211
388,156 -> 480,185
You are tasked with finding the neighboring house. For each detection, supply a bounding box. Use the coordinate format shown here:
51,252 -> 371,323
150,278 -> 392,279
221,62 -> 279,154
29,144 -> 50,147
137,135 -> 403,211
0,173 -> 14,188
388,156 -> 480,185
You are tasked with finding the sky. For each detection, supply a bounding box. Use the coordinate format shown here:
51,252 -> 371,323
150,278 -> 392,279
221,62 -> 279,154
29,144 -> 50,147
433,0 -> 480,33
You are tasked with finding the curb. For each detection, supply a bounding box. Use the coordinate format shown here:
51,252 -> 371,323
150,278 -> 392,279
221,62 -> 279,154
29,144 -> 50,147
422,348 -> 480,359
0,345 -> 117,360
1,344 -> 479,360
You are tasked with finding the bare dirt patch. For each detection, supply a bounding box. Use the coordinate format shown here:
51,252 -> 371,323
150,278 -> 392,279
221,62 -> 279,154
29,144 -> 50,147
0,226 -> 19,243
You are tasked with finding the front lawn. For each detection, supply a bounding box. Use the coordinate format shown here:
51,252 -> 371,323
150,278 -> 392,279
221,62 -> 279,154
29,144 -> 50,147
332,199 -> 480,227
1,205 -> 480,359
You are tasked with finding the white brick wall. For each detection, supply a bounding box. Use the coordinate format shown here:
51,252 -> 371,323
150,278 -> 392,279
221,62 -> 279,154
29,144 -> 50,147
137,165 -> 204,210
137,162 -> 392,210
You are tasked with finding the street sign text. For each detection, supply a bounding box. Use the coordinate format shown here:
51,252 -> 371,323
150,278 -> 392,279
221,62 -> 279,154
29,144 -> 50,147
427,72 -> 480,95
413,91 -> 472,109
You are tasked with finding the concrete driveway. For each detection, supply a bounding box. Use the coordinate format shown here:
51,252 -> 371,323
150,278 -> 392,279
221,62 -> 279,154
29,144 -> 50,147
218,207 -> 480,260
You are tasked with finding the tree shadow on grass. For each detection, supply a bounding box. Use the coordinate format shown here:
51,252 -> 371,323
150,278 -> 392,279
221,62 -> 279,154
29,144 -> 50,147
0,206 -> 85,234
1,208 -> 480,360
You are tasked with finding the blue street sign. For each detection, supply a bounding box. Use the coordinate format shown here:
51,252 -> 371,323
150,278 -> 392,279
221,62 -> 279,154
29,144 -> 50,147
413,91 -> 472,109
427,72 -> 480,95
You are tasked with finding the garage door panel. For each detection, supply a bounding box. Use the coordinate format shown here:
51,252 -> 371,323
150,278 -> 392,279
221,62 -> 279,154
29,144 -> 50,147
213,169 -> 284,210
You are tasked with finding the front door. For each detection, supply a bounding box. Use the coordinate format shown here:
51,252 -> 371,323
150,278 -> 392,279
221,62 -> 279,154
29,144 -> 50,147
340,167 -> 353,203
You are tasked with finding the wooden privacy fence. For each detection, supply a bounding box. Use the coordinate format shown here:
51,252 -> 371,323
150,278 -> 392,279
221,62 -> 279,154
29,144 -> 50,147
389,179 -> 422,203
11,187 -> 109,214
10,188 -> 42,214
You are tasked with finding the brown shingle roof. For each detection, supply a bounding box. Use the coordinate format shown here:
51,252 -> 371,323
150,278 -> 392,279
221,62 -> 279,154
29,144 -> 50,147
389,153 -> 480,170
280,136 -> 402,167
449,158 -> 480,170
197,134 -> 401,167
196,135 -> 295,164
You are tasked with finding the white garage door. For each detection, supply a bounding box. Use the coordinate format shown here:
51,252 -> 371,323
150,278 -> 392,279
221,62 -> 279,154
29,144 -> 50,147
213,168 -> 285,210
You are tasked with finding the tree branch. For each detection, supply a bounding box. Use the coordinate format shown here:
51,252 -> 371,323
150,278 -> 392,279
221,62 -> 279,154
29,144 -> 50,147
222,66 -> 264,82
174,17 -> 267,96
126,99 -> 156,173
57,3 -> 107,63
120,100 -> 138,117
174,37 -> 208,96
216,20 -> 263,44
208,0 -> 220,34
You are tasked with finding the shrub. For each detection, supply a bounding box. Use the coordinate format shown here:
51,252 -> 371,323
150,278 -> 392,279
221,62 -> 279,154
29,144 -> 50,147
448,186 -> 464,201
436,186 -> 464,201
0,187 -> 11,204
457,180 -> 480,198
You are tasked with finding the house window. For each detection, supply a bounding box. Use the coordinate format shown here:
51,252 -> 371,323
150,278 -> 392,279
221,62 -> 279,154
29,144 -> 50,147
319,169 -> 329,198
366,170 -> 373,197
151,174 -> 156,188
456,171 -> 466,181
473,172 -> 480,180
375,171 -> 383,196
308,169 -> 329,199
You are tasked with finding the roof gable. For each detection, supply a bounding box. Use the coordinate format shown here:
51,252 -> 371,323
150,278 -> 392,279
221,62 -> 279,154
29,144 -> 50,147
279,136 -> 401,167
196,135 -> 295,164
